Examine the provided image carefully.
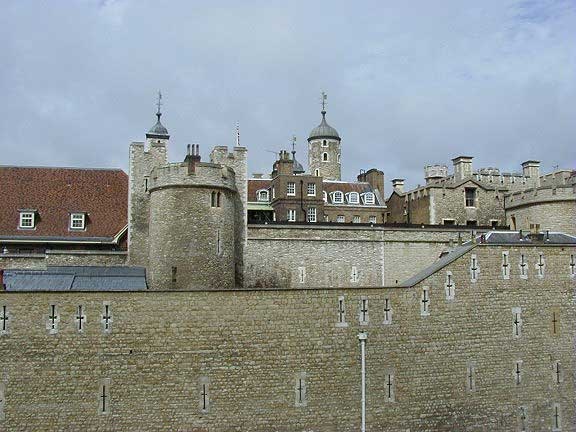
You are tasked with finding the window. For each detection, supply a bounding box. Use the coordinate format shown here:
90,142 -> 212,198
466,220 -> 477,226
351,266 -> 359,283
353,216 -> 361,224
287,182 -> 296,196
490,219 -> 499,228
70,213 -> 86,230
199,377 -> 210,413
272,187 -> 275,199
369,216 -> 377,224
336,215 -> 345,223
307,207 -> 317,223
347,192 -> 359,204
298,267 -> 306,284
18,211 -> 35,229
210,191 -> 219,207
420,287 -> 430,316
466,362 -> 476,392
257,189 -> 269,202
99,378 -> 111,415
359,297 -> 369,325
362,192 -> 375,205
315,169 -> 320,176
323,191 -> 327,202
383,298 -> 392,324
337,154 -> 341,164
336,296 -> 347,327
465,187 -> 476,207
322,139 -> 328,147
307,183 -> 316,196
322,152 -> 329,162
47,304 -> 59,334
332,191 -> 344,204
287,209 -> 296,222
443,219 -> 456,225
295,373 -> 307,407
512,307 -> 522,338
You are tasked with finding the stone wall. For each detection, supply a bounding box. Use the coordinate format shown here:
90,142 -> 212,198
505,186 -> 576,235
245,225 -> 477,287
0,251 -> 127,270
0,243 -> 573,431
308,137 -> 341,181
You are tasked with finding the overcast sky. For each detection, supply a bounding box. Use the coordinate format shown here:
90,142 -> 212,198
1,0 -> 574,190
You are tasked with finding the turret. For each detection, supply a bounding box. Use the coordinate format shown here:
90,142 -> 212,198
307,92 -> 341,180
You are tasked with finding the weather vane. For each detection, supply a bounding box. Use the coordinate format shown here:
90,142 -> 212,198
156,90 -> 163,118
321,91 -> 327,112
291,135 -> 297,153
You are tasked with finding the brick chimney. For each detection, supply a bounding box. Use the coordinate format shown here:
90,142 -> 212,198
358,169 -> 385,198
184,144 -> 201,174
275,150 -> 294,176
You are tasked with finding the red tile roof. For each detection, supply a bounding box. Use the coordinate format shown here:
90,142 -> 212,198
0,166 -> 128,240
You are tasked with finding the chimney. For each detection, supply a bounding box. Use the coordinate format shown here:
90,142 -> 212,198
358,169 -> 385,198
452,156 -> 473,181
391,179 -> 405,194
276,150 -> 294,176
252,173 -> 263,179
184,144 -> 201,174
424,165 -> 448,184
521,160 -> 540,186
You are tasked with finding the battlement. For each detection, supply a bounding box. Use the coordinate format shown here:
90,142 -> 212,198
505,184 -> 576,208
210,146 -> 248,164
148,162 -> 237,192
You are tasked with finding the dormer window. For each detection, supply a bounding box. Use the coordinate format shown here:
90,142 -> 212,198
18,211 -> 36,229
70,213 -> 86,230
347,192 -> 360,204
257,189 -> 269,202
362,192 -> 375,205
331,191 -> 344,204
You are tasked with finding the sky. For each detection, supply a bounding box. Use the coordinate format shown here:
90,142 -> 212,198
1,0 -> 575,190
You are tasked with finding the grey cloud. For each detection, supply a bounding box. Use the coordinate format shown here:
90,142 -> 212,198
1,0 -> 574,191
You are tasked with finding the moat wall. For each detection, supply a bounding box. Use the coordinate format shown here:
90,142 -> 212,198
0,244 -> 573,431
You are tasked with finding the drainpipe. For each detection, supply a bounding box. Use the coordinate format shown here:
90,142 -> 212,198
358,331 -> 367,432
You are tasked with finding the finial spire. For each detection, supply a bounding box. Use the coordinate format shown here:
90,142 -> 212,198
321,91 -> 327,114
236,121 -> 240,147
156,90 -> 163,120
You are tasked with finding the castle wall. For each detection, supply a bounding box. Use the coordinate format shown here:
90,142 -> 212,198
127,141 -> 167,269
0,251 -> 127,270
505,186 -> 576,235
0,244 -> 573,431
244,225 -> 474,287
147,163 -> 237,290
210,146 -> 248,287
429,183 -> 505,225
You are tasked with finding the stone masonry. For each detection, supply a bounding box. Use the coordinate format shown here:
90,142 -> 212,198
0,242 -> 573,431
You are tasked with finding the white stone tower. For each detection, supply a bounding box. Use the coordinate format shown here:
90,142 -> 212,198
307,93 -> 341,180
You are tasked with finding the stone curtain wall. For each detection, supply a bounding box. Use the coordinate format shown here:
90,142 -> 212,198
0,251 -> 127,270
245,225 -> 468,287
0,244 -> 573,431
506,201 -> 576,235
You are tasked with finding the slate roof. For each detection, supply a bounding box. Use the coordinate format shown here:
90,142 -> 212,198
399,244 -> 476,287
0,166 -> 128,241
2,266 -> 146,291
323,181 -> 383,206
481,231 -> 576,245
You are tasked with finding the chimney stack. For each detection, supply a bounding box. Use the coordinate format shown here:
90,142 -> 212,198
521,160 -> 541,186
452,156 -> 473,181
184,144 -> 202,174
391,179 -> 405,194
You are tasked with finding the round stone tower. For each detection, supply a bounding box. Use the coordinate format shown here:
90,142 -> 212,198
146,145 -> 239,289
308,95 -> 341,180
